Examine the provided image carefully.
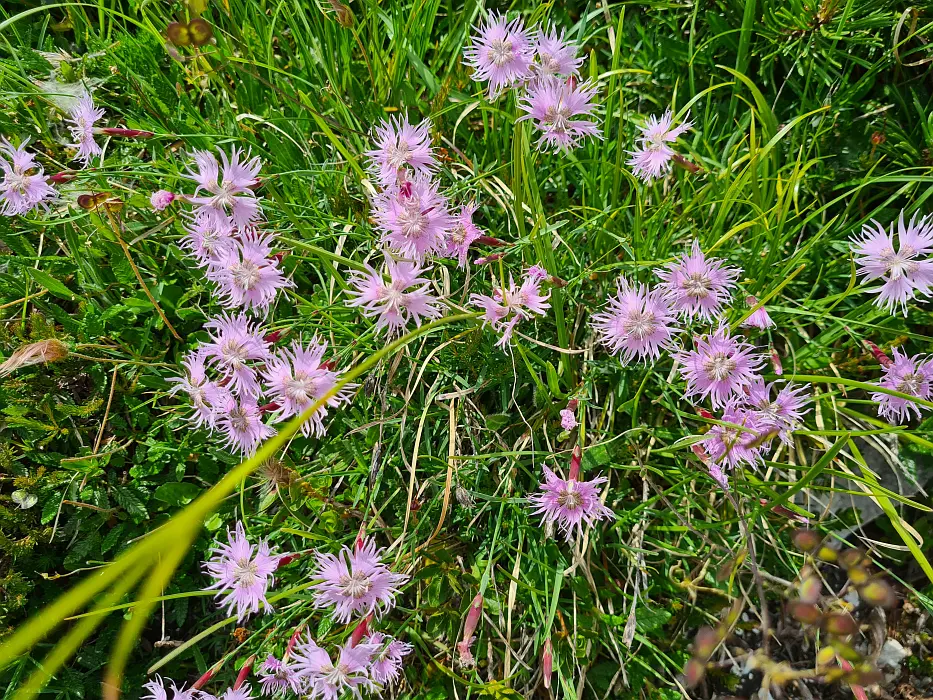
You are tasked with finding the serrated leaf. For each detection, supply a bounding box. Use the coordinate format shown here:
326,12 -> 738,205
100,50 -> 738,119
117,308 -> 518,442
112,485 -> 148,519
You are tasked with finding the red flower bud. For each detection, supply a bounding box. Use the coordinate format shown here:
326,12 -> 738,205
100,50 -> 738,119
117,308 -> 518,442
276,552 -> 302,569
475,235 -> 507,247
350,614 -> 373,647
542,639 -> 553,689
568,444 -> 582,481
233,655 -> 255,690
474,253 -> 505,266
698,408 -> 714,420
98,127 -> 154,138
259,402 -> 280,413
48,171 -> 76,184
285,625 -> 304,659
263,329 -> 284,343
770,345 -> 783,375
866,341 -> 893,368
457,594 -> 483,666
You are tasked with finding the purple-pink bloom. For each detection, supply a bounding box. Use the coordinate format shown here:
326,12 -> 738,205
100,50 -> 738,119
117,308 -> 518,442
66,89 -> 105,166
186,148 -> 262,228
372,176 -> 453,262
201,312 -> 271,398
470,270 -> 551,348
366,115 -> 436,187
703,401 -> 764,471
674,325 -> 765,409
464,12 -> 534,98
347,256 -> 442,336
258,655 -> 303,696
0,137 -> 56,217
219,685 -> 253,700
742,295 -> 775,329
261,338 -> 352,437
517,77 -> 601,153
559,408 -> 578,431
366,632 -> 413,686
292,637 -> 375,700
871,348 -> 933,423
142,676 -> 201,700
204,521 -> 279,621
181,215 -> 237,266
445,202 -> 483,268
215,391 -> 276,455
151,189 -> 176,211
744,377 -> 809,445
310,537 -> 409,623
532,25 -> 582,79
656,240 -> 741,321
591,277 -> 678,364
168,350 -> 222,429
206,231 -> 291,313
850,212 -> 933,315
529,466 -> 615,542
526,264 -> 549,282
627,109 -> 693,182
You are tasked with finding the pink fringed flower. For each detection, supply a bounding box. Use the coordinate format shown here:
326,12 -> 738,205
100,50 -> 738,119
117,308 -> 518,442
518,77 -> 601,153
292,637 -> 375,700
850,212 -> 933,315
656,240 -> 741,321
627,109 -> 693,182
168,351 -> 222,429
372,176 -> 453,262
182,216 -> 237,266
261,338 -> 352,437
464,12 -> 535,98
0,137 -> 56,217
559,408 -> 578,431
207,232 -> 290,313
591,277 -> 678,364
445,202 -> 483,268
526,264 -> 549,281
309,537 -> 409,623
674,325 -> 764,409
142,676 -> 200,700
201,312 -> 271,398
532,26 -> 582,79
872,348 -> 933,422
258,655 -> 303,696
186,148 -> 262,228
470,269 -> 550,348
347,256 -> 441,336
151,189 -> 176,211
529,461 -> 615,542
366,115 -> 436,186
219,685 -> 253,700
366,632 -> 413,686
744,377 -> 810,445
67,90 -> 105,166
204,521 -> 280,621
742,295 -> 775,329
703,401 -> 763,471
215,391 -> 276,455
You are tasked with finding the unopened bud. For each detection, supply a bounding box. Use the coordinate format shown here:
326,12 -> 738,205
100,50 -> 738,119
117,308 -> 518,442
865,341 -> 893,368
275,552 -> 302,569
98,127 -> 154,138
233,655 -> 255,690
263,329 -> 285,343
770,345 -> 783,375
475,235 -> 507,247
542,639 -> 553,689
285,625 -> 304,659
259,402 -> 280,414
48,171 -> 76,184
350,614 -> 372,647
697,408 -> 714,420
474,253 -> 505,266
192,661 -> 221,690
568,444 -> 582,480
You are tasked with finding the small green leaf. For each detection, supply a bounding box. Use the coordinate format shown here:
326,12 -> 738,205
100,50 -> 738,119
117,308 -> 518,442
153,482 -> 201,507
26,268 -> 74,300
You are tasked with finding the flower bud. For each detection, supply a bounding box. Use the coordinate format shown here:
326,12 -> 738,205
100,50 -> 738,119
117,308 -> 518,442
542,639 -> 553,689
48,171 -> 76,184
350,614 -> 372,647
0,339 -> 69,377
98,127 -> 154,138
568,444 -> 582,481
233,655 -> 255,690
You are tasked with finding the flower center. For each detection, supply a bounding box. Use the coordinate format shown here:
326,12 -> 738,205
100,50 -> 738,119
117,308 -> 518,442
221,339 -> 250,366
703,352 -> 737,381
449,223 -> 467,246
397,203 -> 428,239
538,53 -> 560,75
622,309 -> 658,341
229,406 -> 251,433
882,247 -> 919,280
556,482 -> 582,510
231,259 -> 262,291
896,372 -> 923,396
233,557 -> 259,588
284,371 -> 316,404
5,171 -> 30,195
682,272 -> 712,299
543,105 -> 572,134
385,142 -> 413,170
338,571 -> 373,599
488,38 -> 515,67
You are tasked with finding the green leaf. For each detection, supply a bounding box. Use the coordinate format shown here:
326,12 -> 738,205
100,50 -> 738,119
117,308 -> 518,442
153,483 -> 201,507
25,268 -> 75,301
112,486 -> 149,519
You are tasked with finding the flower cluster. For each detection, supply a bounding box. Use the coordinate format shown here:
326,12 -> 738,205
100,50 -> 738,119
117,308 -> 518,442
0,138 -> 56,217
465,13 -> 600,152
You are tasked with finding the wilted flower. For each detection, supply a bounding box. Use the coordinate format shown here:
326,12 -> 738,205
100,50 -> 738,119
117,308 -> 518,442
310,537 -> 409,623
742,295 -> 775,329
532,26 -> 582,79
529,446 -> 615,542
456,593 -> 483,667
366,632 -> 413,685
372,176 -> 453,262
257,655 -> 303,696
744,378 -> 809,445
591,277 -> 678,364
470,269 -> 550,348
518,77 -> 601,152
0,137 -> 57,217
850,212 -> 933,315
674,325 -> 764,409
464,12 -> 535,98
871,348 -> 933,422
0,338 -> 69,377
66,89 -> 105,165
656,240 -> 740,321
204,521 -> 280,621
201,312 -> 271,398
168,350 -> 223,429
206,231 -> 291,313
292,637 -> 375,700
627,109 -> 693,182
366,115 -> 436,186
151,189 -> 176,211
261,338 -> 353,437
703,402 -> 763,471
526,264 -> 549,281
445,202 -> 483,268
186,148 -> 263,228
181,215 -> 237,266
542,639 -> 554,689
215,391 -> 276,455
559,408 -> 577,430
347,256 -> 441,336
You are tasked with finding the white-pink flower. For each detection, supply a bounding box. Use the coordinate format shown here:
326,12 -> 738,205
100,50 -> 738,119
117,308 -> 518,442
470,270 -> 551,349
742,295 -> 775,329
181,215 -> 237,266
673,325 -> 765,409
215,390 -> 276,455
206,231 -> 291,313
292,638 -> 375,700
67,89 -> 105,166
532,25 -> 582,79
203,521 -> 280,621
591,277 -> 678,364
463,12 -> 535,98
201,312 -> 271,399
0,137 -> 57,217
627,109 -> 693,182
529,466 -> 615,542
186,148 -> 262,228
518,77 -> 601,152
366,114 -> 436,187
872,348 -> 933,422
656,240 -> 740,321
371,176 -> 453,262
445,202 -> 483,268
347,256 -> 442,336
